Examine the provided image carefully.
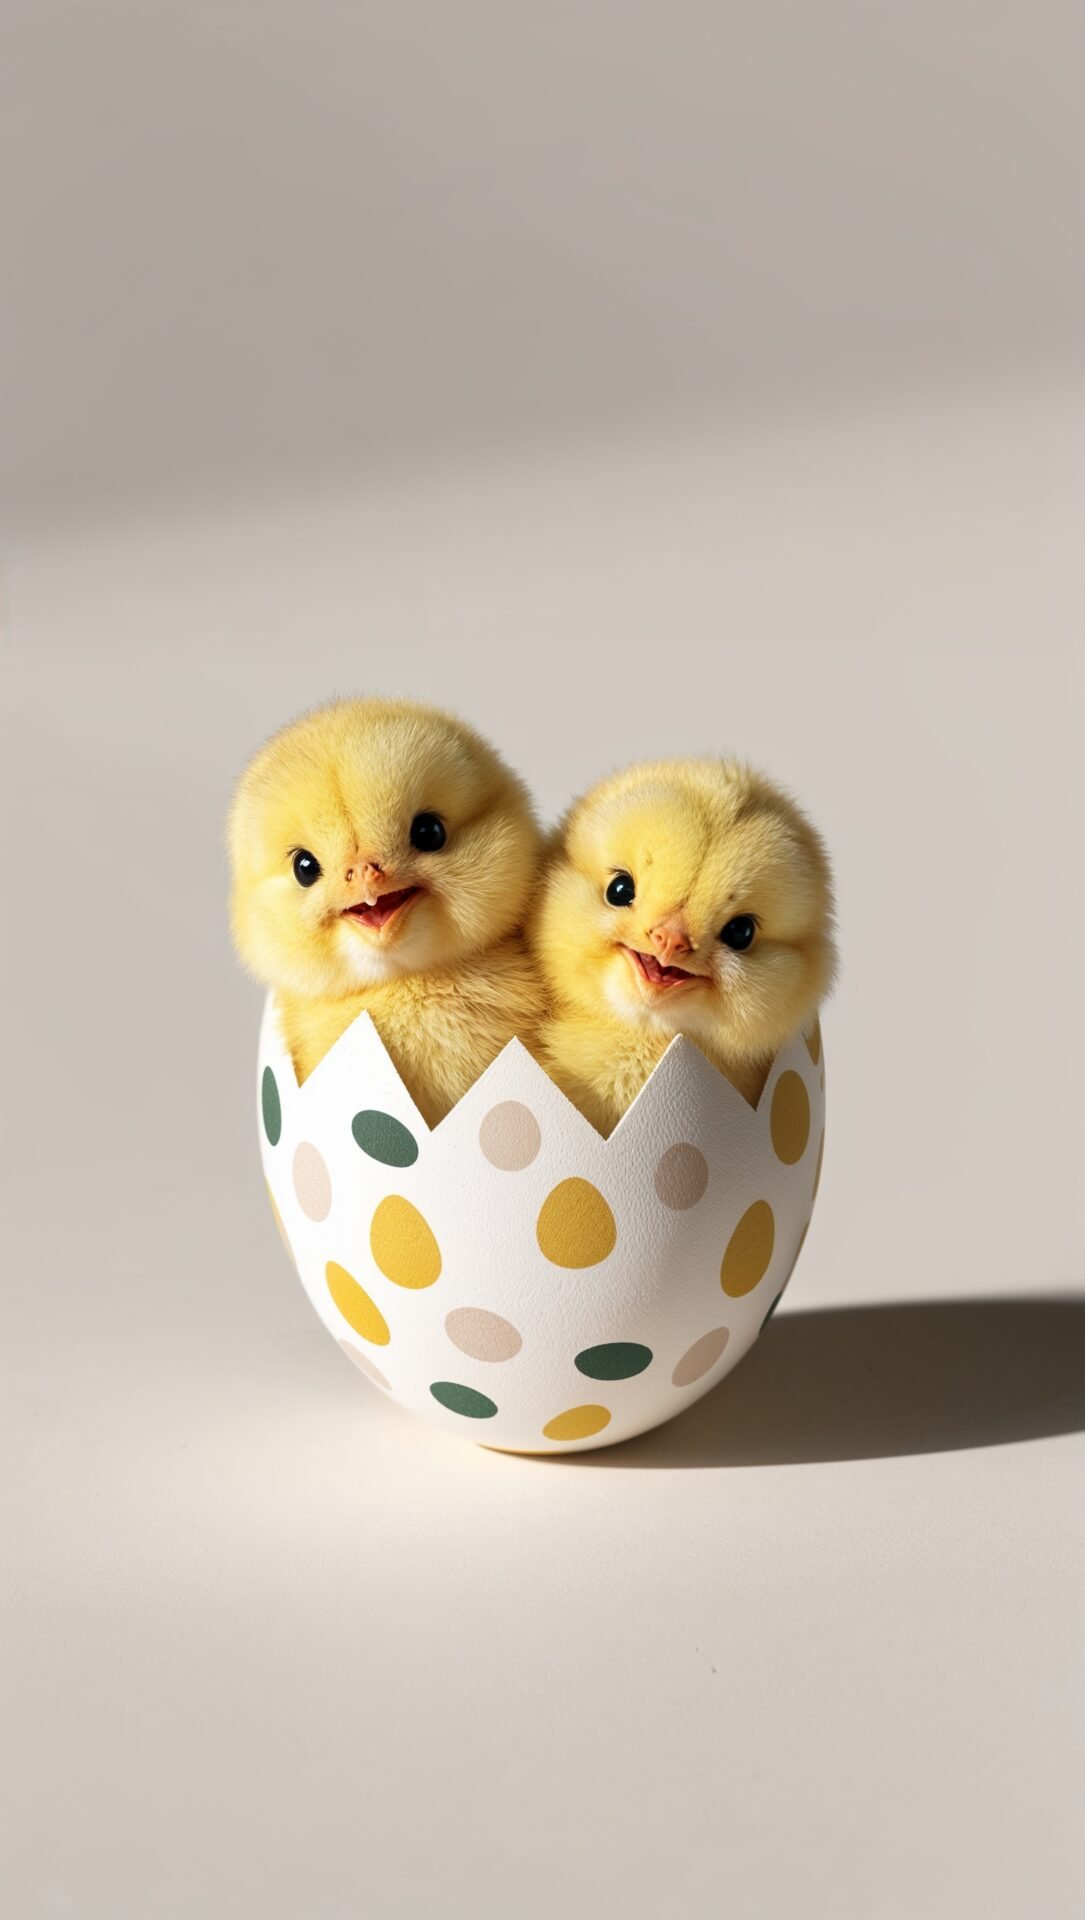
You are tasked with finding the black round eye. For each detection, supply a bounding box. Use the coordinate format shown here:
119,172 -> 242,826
292,849 -> 322,887
410,812 -> 447,852
720,914 -> 757,951
605,872 -> 636,908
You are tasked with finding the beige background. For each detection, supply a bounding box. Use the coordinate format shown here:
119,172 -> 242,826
3,6 -> 1084,1918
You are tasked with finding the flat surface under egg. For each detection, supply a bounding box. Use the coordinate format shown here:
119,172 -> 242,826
5,373 -> 1082,1920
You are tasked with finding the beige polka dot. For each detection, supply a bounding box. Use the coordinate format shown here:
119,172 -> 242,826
292,1141 -> 332,1221
721,1199 -> 776,1297
671,1326 -> 731,1387
654,1142 -> 709,1210
444,1307 -> 523,1362
542,1404 -> 611,1442
805,1019 -> 822,1065
479,1100 -> 542,1171
812,1129 -> 826,1201
770,1070 -> 811,1165
536,1179 -> 617,1269
340,1341 -> 390,1391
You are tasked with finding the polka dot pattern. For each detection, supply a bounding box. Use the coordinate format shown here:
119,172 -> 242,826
672,1326 -> 730,1387
340,1341 -> 390,1391
370,1196 -> 442,1289
721,1199 -> 775,1297
653,1142 -> 709,1210
770,1071 -> 810,1164
444,1307 -> 522,1362
326,1260 -> 390,1346
479,1101 -> 542,1171
258,995 -> 823,1454
543,1405 -> 612,1443
430,1381 -> 498,1419
352,1109 -> 418,1168
292,1142 -> 332,1222
575,1342 -> 653,1380
261,1066 -> 282,1146
536,1179 -> 617,1269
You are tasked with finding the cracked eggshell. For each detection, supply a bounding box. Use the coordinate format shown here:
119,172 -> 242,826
257,997 -> 825,1454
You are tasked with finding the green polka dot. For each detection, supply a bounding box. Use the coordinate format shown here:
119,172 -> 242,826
429,1381 -> 498,1419
575,1342 -> 653,1380
261,1066 -> 282,1146
352,1108 -> 419,1167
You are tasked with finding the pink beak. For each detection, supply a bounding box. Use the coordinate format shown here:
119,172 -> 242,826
648,919 -> 693,967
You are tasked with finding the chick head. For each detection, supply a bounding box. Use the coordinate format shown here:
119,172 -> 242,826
229,698 -> 541,997
535,758 -> 836,1066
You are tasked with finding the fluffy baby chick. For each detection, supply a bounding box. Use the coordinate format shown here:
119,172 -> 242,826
533,758 -> 836,1134
229,698 -> 544,1124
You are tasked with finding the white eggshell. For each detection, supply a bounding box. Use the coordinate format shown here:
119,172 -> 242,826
257,997 -> 825,1453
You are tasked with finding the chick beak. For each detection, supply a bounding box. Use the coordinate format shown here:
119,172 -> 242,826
341,859 -> 424,934
648,918 -> 693,968
344,859 -> 385,895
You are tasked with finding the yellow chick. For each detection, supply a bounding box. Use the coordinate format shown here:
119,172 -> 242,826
229,698 -> 545,1124
532,758 -> 836,1134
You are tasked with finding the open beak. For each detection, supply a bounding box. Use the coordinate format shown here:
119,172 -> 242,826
649,916 -> 693,967
341,884 -> 425,935
619,944 -> 701,992
617,913 -> 703,991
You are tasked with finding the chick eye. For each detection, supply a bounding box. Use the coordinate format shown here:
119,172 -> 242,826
292,849 -> 322,888
605,871 -> 636,907
720,914 -> 757,951
410,812 -> 447,852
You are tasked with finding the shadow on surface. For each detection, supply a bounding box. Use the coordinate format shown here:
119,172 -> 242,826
551,1296 -> 1085,1469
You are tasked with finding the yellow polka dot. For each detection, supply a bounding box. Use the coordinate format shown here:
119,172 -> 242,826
812,1129 -> 825,1200
370,1196 -> 442,1289
770,1070 -> 811,1164
805,1019 -> 822,1065
536,1178 -> 617,1269
542,1404 -> 612,1442
326,1261 -> 391,1345
721,1200 -> 776,1297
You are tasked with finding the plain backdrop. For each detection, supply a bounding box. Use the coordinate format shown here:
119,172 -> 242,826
2,7 -> 1083,1918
